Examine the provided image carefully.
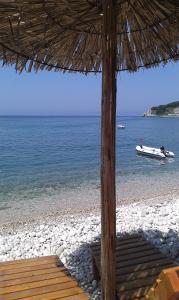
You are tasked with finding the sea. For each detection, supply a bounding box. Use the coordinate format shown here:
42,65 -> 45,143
0,116 -> 179,224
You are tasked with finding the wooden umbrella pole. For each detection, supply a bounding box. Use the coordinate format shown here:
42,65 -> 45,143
101,0 -> 117,299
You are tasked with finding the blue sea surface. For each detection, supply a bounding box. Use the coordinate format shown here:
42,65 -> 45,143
0,116 -> 179,222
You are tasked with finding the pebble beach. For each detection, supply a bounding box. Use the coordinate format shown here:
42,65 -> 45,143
1,197 -> 179,300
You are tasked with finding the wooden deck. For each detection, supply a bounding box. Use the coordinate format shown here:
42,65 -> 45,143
91,234 -> 175,300
0,255 -> 89,300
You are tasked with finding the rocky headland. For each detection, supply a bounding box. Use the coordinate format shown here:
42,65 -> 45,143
144,101 -> 179,117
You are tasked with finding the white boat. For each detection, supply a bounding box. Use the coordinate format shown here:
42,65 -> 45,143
136,145 -> 175,159
117,124 -> 125,129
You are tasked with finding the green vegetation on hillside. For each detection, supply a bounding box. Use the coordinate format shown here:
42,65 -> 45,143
151,101 -> 179,115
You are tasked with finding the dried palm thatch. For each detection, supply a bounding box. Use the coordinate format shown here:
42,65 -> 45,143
0,0 -> 179,73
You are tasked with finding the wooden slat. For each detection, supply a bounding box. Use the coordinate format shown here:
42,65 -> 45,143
115,236 -> 144,245
95,248 -> 160,261
119,286 -> 149,300
59,295 -> 89,300
91,243 -> 154,256
0,256 -> 58,267
118,253 -> 168,267
0,267 -> 66,282
0,277 -> 76,294
0,263 -> 60,276
91,236 -> 145,252
0,271 -> 67,288
117,260 -> 173,276
94,252 -> 170,270
117,245 -> 155,256
0,283 -> 80,300
118,276 -> 156,292
115,241 -> 151,251
116,235 -> 144,242
91,241 -> 154,256
0,257 -> 60,271
117,264 -> 174,283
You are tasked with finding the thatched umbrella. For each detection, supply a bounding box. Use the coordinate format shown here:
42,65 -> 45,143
0,1 -> 179,299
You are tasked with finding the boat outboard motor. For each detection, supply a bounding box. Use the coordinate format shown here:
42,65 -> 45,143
160,146 -> 165,153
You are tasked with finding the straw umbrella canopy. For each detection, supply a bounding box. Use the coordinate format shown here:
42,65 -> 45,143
0,1 -> 179,72
0,1 -> 179,299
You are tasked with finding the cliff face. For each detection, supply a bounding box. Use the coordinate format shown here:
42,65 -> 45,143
144,101 -> 179,117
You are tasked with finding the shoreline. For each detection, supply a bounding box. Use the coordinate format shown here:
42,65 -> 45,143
144,114 -> 179,117
1,174 -> 179,229
0,190 -> 178,233
1,197 -> 179,299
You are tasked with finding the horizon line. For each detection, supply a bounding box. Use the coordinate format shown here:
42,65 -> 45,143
0,114 -> 141,117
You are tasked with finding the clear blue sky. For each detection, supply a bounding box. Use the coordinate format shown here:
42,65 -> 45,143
0,61 -> 179,116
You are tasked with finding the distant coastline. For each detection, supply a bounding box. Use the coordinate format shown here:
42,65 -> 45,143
0,115 -> 140,118
144,113 -> 179,117
144,101 -> 179,117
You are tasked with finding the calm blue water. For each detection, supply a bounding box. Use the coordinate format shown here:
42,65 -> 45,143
0,116 -> 179,221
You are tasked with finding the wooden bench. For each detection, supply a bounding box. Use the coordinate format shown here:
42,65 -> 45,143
0,255 -> 89,300
91,234 -> 175,300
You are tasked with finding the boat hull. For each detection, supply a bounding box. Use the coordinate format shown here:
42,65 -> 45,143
136,149 -> 165,159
